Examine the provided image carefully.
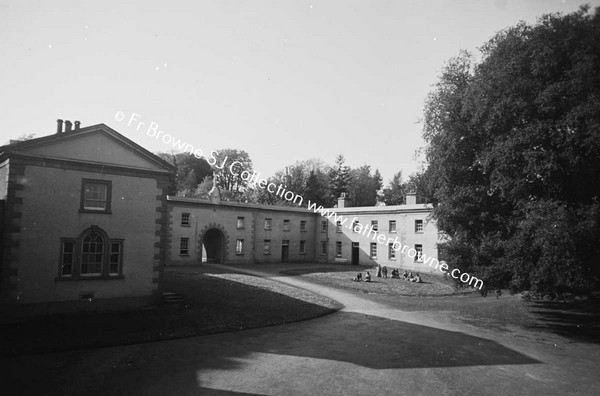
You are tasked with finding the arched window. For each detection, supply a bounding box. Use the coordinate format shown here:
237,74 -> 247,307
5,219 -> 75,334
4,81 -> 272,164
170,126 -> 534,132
58,227 -> 123,279
81,233 -> 104,275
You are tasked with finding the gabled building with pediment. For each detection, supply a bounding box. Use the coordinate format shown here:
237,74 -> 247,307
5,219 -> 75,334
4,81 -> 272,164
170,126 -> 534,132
0,120 -> 176,312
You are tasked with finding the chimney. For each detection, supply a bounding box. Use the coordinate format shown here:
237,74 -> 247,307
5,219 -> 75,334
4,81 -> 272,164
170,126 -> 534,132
56,119 -> 63,134
338,192 -> 353,208
338,193 -> 346,208
406,192 -> 417,205
65,120 -> 72,132
74,121 -> 81,130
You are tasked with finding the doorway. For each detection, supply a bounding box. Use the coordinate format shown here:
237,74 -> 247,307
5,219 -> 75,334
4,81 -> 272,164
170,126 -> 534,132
281,240 -> 289,262
351,242 -> 359,265
202,228 -> 224,263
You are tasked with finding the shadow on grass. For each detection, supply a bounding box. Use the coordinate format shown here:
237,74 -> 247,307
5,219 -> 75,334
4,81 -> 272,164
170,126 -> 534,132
526,300 -> 600,344
69,311 -> 541,395
0,273 -> 339,356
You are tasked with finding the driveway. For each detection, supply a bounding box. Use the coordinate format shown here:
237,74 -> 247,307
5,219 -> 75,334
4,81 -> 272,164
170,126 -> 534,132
5,263 -> 600,395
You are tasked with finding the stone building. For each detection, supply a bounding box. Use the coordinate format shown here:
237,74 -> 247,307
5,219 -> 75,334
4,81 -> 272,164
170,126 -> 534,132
0,121 -> 176,312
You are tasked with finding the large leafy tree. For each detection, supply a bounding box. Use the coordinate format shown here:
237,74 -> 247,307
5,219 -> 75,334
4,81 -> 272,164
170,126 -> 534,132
423,6 -> 600,296
382,171 -> 405,205
157,152 -> 212,196
348,165 -> 382,206
212,148 -> 253,199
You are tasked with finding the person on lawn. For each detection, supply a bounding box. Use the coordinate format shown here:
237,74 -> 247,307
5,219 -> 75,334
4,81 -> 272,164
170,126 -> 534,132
364,271 -> 372,282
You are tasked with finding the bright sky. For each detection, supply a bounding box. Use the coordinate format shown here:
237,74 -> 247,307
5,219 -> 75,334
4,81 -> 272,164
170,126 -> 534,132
1,0 -> 596,184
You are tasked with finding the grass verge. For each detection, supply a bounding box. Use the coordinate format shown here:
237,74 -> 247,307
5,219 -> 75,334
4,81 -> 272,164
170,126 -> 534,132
0,268 -> 341,356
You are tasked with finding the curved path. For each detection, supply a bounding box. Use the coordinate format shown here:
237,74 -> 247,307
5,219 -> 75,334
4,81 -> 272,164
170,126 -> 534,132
6,264 -> 600,395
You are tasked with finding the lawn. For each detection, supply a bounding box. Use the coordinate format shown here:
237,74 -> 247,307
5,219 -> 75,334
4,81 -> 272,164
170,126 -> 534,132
0,267 -> 341,356
280,265 -> 469,297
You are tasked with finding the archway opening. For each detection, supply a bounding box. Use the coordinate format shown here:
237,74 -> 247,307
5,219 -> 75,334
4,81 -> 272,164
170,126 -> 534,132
202,228 -> 224,263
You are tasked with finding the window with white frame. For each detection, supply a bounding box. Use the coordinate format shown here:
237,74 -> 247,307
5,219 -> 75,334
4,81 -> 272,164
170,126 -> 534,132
415,219 -> 424,233
236,239 -> 244,255
60,240 -> 76,277
415,244 -> 423,262
181,213 -> 190,226
321,220 -> 327,232
300,240 -> 306,254
237,217 -> 244,229
335,241 -> 342,257
81,233 -> 104,275
109,242 -> 122,275
81,179 -> 111,213
352,219 -> 360,233
389,220 -> 396,233
264,218 -> 272,230
59,227 -> 123,279
180,238 -> 189,255
283,219 -> 290,231
370,243 -> 377,259
371,220 -> 378,232
336,221 -> 342,233
388,243 -> 396,260
321,241 -> 327,256
264,239 -> 271,255
300,221 -> 307,232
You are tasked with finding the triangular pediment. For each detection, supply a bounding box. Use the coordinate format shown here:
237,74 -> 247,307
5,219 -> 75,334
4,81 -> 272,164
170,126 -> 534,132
3,124 -> 174,172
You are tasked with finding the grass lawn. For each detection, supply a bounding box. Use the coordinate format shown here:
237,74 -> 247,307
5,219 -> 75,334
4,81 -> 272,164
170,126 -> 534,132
0,267 -> 341,356
280,265 -> 469,297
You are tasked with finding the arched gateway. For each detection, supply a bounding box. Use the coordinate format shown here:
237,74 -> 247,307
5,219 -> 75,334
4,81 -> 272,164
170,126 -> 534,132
198,224 -> 229,264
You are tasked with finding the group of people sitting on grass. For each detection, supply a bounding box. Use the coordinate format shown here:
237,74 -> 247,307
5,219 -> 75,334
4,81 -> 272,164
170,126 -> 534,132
352,271 -> 372,282
383,266 -> 422,283
352,267 -> 422,283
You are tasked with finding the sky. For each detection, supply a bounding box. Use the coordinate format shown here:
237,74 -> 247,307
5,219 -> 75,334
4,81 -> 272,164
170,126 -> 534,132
1,0 -> 597,185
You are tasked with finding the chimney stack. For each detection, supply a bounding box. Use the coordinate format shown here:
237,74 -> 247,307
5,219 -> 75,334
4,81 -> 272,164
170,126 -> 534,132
337,192 -> 353,208
56,119 -> 63,134
406,192 -> 417,205
65,120 -> 72,132
74,121 -> 81,130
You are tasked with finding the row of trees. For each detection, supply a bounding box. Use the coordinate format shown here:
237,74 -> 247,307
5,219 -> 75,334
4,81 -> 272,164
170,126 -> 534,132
159,151 -> 422,208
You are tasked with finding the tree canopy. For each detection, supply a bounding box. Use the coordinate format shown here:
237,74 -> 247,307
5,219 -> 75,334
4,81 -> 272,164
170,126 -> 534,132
422,6 -> 600,296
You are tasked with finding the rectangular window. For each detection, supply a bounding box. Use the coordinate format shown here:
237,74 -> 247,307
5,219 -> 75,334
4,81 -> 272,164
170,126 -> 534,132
415,219 -> 424,233
264,239 -> 271,255
283,219 -> 290,231
389,220 -> 396,233
415,244 -> 423,262
321,220 -> 327,232
388,243 -> 396,260
180,238 -> 189,255
264,218 -> 272,230
237,217 -> 244,229
370,243 -> 377,259
352,220 -> 359,233
300,240 -> 306,254
335,241 -> 342,257
336,221 -> 342,233
81,179 -> 111,213
236,239 -> 244,255
60,240 -> 75,277
109,241 -> 123,275
371,220 -> 378,232
181,213 -> 190,226
300,221 -> 307,232
321,241 -> 327,256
